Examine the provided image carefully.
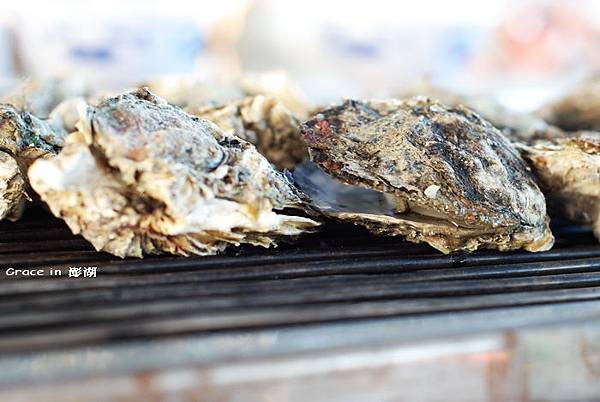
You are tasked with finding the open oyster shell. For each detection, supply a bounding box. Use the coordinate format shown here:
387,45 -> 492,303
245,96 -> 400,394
185,95 -> 308,170
0,104 -> 65,221
28,88 -> 319,258
519,132 -> 600,241
296,97 -> 554,253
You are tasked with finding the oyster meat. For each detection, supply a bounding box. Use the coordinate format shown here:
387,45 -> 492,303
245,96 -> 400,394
28,88 -> 319,258
186,95 -> 308,170
0,104 -> 65,221
296,97 -> 554,253
519,132 -> 600,240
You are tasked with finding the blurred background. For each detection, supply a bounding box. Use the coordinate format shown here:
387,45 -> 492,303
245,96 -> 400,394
0,0 -> 599,111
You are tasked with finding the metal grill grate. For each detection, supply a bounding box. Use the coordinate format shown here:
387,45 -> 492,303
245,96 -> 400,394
0,207 -> 599,355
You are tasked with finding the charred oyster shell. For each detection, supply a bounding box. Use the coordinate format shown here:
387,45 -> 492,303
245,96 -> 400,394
185,95 -> 308,170
519,132 -> 600,240
297,97 -> 554,253
28,88 -> 319,258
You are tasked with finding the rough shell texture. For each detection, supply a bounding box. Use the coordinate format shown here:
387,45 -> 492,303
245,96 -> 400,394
520,132 -> 600,241
186,95 -> 308,170
0,104 -> 64,220
48,97 -> 88,134
400,85 -> 563,142
28,88 -> 319,258
299,97 -> 554,253
0,150 -> 27,221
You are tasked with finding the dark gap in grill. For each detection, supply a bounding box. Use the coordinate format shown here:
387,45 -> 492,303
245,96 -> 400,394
0,207 -> 598,355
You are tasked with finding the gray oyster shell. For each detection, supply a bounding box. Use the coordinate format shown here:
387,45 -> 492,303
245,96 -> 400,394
28,88 -> 319,258
297,97 -> 554,253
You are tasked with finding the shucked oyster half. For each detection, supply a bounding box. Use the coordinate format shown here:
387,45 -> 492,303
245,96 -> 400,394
519,132 -> 600,240
28,88 -> 319,258
185,95 -> 308,170
296,97 -> 554,253
0,104 -> 65,221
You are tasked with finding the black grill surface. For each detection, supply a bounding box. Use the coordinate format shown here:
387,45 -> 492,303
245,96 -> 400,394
1,207 -> 599,355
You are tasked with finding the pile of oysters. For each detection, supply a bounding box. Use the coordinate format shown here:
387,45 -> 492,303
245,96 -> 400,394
0,75 -> 598,258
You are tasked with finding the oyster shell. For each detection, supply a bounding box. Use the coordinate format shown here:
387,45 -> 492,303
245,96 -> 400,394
297,97 -> 554,253
28,88 -> 319,258
0,150 -> 27,221
400,85 -> 562,142
0,104 -> 65,220
185,95 -> 308,170
48,97 -> 88,134
519,132 -> 600,240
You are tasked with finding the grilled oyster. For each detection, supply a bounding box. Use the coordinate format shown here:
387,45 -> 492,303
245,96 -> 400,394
185,95 -> 308,170
0,104 -> 65,221
296,97 -> 554,253
28,88 -> 319,258
519,132 -> 600,240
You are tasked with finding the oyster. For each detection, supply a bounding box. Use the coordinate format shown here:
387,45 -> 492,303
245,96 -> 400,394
519,132 -> 600,240
0,104 -> 65,220
28,88 -> 319,258
185,95 -> 308,170
296,97 -> 554,253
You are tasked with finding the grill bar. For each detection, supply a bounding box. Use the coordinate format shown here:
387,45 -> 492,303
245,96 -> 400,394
0,208 -> 598,355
